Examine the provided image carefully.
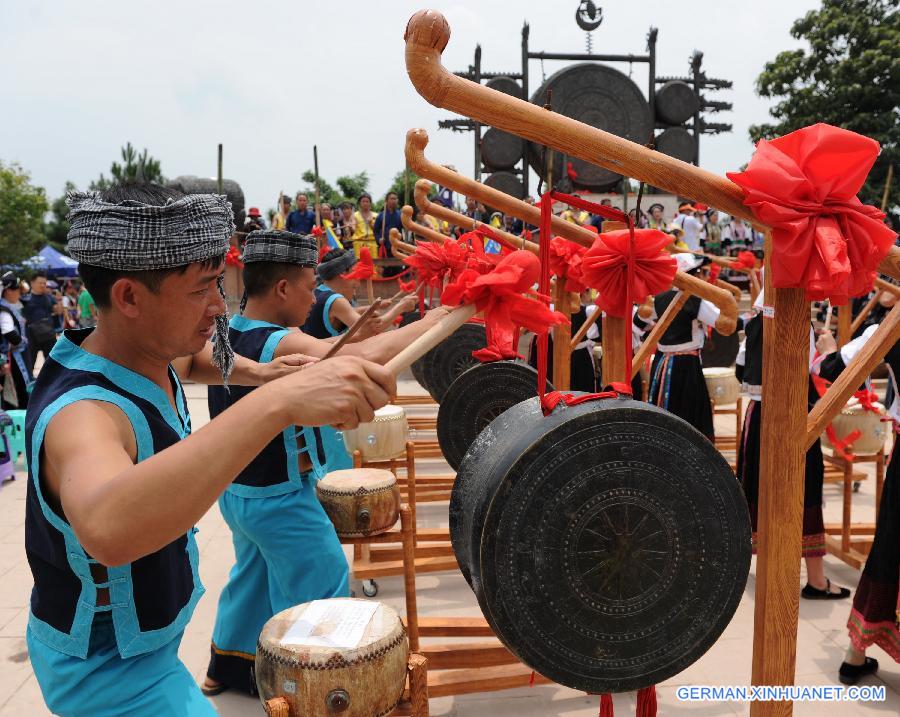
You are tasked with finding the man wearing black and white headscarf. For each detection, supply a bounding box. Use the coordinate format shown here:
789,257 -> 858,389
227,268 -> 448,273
23,184 -> 396,717
203,230 -> 450,696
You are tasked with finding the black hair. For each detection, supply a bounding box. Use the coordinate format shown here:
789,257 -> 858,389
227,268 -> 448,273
32,271 -> 48,280
242,262 -> 309,299
358,192 -> 372,202
385,191 -> 399,200
339,202 -> 353,210
78,183 -> 224,309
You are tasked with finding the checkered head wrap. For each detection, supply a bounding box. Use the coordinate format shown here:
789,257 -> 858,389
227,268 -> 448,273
66,190 -> 236,383
242,230 -> 318,267
316,248 -> 357,281
239,231 -> 318,312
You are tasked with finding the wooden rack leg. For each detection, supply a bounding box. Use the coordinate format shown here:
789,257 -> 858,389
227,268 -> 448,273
751,275 -> 808,717
400,505 -> 420,652
264,697 -> 290,717
408,654 -> 430,717
406,442 -> 417,538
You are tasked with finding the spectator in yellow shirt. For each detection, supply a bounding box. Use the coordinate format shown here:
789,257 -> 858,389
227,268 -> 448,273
352,193 -> 377,258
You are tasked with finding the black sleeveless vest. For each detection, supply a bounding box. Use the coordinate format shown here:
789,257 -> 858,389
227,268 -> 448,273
654,290 -> 702,345
25,329 -> 202,658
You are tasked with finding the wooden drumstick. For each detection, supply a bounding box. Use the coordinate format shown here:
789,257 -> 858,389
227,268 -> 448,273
385,305 -> 476,375
401,205 -> 447,244
321,298 -> 383,359
637,296 -> 654,320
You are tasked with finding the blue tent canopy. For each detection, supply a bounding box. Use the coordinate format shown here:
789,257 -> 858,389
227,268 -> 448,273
23,245 -> 79,277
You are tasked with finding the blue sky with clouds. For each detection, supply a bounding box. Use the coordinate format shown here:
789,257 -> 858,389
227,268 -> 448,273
1,0 -> 818,211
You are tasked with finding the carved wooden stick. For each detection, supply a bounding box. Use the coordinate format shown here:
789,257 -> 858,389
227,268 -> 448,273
388,228 -> 418,258
413,179 -> 540,254
405,129 -> 738,335
716,278 -> 743,300
401,205 -> 447,244
405,10 -> 752,220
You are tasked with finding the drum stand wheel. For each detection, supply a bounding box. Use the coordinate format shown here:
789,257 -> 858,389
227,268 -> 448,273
362,579 -> 379,597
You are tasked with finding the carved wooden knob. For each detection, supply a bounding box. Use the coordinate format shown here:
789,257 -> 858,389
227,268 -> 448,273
404,10 -> 451,51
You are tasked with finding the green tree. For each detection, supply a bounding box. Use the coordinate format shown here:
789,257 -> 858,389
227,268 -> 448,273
386,168 -> 430,208
750,0 -> 900,224
0,161 -> 49,262
43,180 -> 77,251
299,170 -> 372,208
91,142 -> 165,189
335,171 -> 370,202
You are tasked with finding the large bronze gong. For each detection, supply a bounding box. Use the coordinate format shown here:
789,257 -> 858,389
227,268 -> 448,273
436,361 -> 552,472
527,64 -> 652,191
421,322 -> 487,403
450,395 -> 751,693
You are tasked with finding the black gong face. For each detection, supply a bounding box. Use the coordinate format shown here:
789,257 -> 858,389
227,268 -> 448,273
438,361 -> 550,472
400,308 -> 434,393
527,63 -> 652,190
471,399 -> 751,694
450,397 -> 545,588
423,323 -> 487,403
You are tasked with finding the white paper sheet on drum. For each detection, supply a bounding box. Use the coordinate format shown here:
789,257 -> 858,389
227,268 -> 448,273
281,600 -> 379,649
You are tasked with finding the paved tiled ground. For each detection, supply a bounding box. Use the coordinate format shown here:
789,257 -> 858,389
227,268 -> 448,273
0,380 -> 897,716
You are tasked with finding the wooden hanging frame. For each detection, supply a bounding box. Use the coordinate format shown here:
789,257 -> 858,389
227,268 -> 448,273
403,10 -> 900,715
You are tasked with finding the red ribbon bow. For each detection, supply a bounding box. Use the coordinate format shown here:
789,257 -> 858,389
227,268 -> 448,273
398,278 -> 417,294
341,247 -> 375,281
730,250 -> 757,270
727,123 -> 897,305
549,237 -> 589,293
581,229 -> 677,318
442,250 -> 569,362
708,263 -> 722,284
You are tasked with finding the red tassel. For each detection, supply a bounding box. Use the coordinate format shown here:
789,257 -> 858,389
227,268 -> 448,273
599,693 -> 614,717
529,671 -> 535,687
636,686 -> 657,717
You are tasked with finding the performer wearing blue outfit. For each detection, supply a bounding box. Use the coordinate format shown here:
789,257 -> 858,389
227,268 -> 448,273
25,184 -> 397,717
204,231 -> 449,696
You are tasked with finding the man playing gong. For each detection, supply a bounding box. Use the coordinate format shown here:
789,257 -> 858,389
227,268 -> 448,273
203,229 -> 450,695
24,184 -> 396,717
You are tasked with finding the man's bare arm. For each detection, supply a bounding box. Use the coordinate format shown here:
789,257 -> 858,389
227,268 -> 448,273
274,306 -> 452,363
44,357 -> 395,567
172,342 -> 318,386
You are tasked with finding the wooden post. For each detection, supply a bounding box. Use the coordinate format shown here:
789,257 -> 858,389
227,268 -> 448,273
408,653 -> 430,717
600,219 -> 629,385
750,233 -> 808,717
552,280 -> 572,390
216,143 -> 223,195
836,304 -> 852,349
313,145 -> 321,228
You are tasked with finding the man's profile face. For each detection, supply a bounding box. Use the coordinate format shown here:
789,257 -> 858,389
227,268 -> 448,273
31,276 -> 47,294
136,261 -> 226,359
297,195 -> 308,212
285,267 -> 318,325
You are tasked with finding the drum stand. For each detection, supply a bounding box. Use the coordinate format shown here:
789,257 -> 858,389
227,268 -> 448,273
350,443 -> 456,597
711,395 -> 743,468
822,448 -> 885,569
266,507 -> 431,717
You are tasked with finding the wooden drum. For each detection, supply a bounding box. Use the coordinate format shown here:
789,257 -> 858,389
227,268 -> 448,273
256,598 -> 409,717
822,398 -> 889,456
703,366 -> 740,406
342,405 -> 409,462
316,469 -> 400,537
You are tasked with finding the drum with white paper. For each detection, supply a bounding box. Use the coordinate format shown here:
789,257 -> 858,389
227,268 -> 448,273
256,599 -> 408,717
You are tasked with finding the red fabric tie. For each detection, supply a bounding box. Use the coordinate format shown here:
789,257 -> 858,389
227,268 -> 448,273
341,246 -> 375,281
404,240 -> 469,314
727,123 -> 897,305
442,249 -> 568,362
549,237 -> 589,293
225,245 -> 244,269
599,693 -> 614,717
